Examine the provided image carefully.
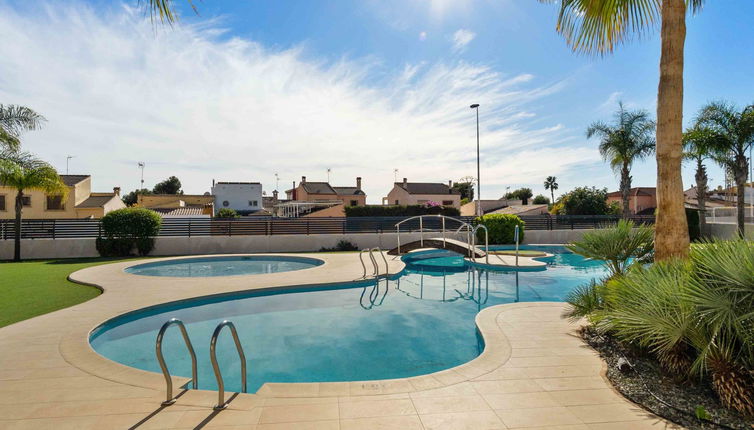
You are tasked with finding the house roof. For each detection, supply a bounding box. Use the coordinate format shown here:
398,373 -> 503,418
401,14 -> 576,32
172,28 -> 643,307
60,175 -> 90,186
395,182 -> 459,195
490,204 -> 549,215
214,182 -> 261,185
151,206 -> 207,216
301,182 -> 337,194
75,193 -> 117,208
333,186 -> 365,196
606,187 -> 656,198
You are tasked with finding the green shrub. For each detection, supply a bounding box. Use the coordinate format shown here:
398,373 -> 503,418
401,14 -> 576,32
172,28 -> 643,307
216,208 -> 239,219
532,194 -> 550,204
319,239 -> 359,252
345,205 -> 460,217
473,214 -> 524,244
566,219 -> 654,278
97,208 -> 162,256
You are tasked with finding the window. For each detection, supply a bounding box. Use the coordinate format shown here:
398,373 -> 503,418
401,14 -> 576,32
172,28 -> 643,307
249,200 -> 258,207
21,196 -> 31,207
350,200 -> 358,206
222,200 -> 229,207
394,200 -> 399,205
442,200 -> 453,206
0,195 -> 5,211
46,195 -> 65,211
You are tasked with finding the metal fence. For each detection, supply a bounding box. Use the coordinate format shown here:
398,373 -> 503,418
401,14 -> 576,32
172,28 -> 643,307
0,215 -> 655,240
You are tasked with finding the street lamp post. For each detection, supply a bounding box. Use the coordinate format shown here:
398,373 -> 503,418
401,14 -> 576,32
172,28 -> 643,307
470,104 -> 481,217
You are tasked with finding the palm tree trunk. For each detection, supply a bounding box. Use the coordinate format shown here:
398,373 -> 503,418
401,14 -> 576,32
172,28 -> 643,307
695,159 -> 707,238
13,190 -> 23,262
654,0 -> 690,260
551,189 -> 555,205
734,154 -> 748,237
621,164 -> 631,218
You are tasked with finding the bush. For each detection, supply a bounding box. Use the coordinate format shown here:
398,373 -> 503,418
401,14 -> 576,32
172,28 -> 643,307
319,239 -> 359,252
566,219 -> 654,278
473,214 -> 524,244
216,208 -> 239,219
345,204 -> 460,217
96,208 -> 162,256
532,194 -> 550,204
556,186 -> 612,215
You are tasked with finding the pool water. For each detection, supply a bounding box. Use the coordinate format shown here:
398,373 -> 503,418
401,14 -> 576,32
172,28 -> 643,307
91,246 -> 607,392
124,255 -> 323,277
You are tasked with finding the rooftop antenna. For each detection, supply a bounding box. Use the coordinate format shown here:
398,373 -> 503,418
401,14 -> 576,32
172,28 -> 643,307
65,155 -> 75,175
327,168 -> 331,183
274,172 -> 279,191
138,162 -> 145,189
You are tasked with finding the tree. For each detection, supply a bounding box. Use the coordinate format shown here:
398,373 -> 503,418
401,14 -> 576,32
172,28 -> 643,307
0,105 -> 46,152
122,188 -> 152,206
533,194 -> 550,204
695,101 -> 754,237
544,176 -> 558,203
587,103 -> 655,218
0,152 -> 67,261
540,0 -> 705,260
506,187 -> 533,205
683,125 -> 716,238
152,176 -> 183,194
452,179 -> 474,201
556,186 -> 613,215
144,0 -> 198,24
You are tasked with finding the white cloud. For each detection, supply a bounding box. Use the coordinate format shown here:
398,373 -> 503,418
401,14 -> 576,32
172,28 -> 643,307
451,29 -> 476,52
419,31 -> 427,41
0,3 -> 598,202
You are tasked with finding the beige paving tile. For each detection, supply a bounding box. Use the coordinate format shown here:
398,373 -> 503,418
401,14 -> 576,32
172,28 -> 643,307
263,396 -> 338,406
89,411 -> 190,430
340,415 -> 424,430
338,398 -> 416,419
2,415 -> 100,430
412,395 -> 490,415
473,367 -> 529,381
258,403 -> 339,424
567,403 -> 655,424
471,379 -> 544,394
410,382 -> 478,398
419,410 -> 506,430
521,366 -> 603,379
586,420 -> 683,429
256,420 -> 338,430
547,389 -> 622,407
175,409 -> 262,427
495,406 -> 584,428
534,377 -> 609,392
318,382 -> 350,397
482,392 -> 559,410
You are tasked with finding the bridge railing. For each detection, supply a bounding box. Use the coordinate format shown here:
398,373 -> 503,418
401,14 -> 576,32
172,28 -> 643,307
394,215 -> 473,255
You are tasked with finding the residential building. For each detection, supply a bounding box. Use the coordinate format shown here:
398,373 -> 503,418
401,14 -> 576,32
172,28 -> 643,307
460,198 -> 523,216
606,187 -> 657,215
211,181 -> 264,215
489,204 -> 549,216
285,176 -> 367,207
383,178 -> 461,209
137,194 -> 214,217
0,174 -> 124,219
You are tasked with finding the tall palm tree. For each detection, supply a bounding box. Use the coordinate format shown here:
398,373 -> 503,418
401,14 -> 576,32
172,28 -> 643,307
696,101 -> 754,237
544,176 -> 558,203
143,0 -> 197,24
0,153 -> 67,261
587,103 -> 655,218
540,0 -> 704,260
683,125 -> 716,238
0,105 -> 46,152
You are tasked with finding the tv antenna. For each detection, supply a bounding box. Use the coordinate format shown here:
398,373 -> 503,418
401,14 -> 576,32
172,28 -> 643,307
66,155 -> 75,175
138,162 -> 145,189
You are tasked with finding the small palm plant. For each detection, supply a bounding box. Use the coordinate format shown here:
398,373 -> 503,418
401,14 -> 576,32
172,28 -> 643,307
566,219 -> 654,278
0,104 -> 46,152
0,152 -> 68,261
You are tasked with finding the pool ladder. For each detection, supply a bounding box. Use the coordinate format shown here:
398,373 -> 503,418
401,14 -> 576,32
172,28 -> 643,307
358,247 -> 389,279
155,318 -> 247,410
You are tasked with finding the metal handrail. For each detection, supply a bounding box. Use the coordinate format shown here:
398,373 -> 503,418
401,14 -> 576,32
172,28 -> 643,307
470,225 -> 489,264
370,247 -> 389,276
367,248 -> 379,277
358,249 -> 370,278
209,320 -> 247,410
155,318 -> 198,406
395,215 -> 474,255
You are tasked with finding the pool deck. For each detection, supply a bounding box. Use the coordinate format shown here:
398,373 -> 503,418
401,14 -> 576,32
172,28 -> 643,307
0,252 -> 680,429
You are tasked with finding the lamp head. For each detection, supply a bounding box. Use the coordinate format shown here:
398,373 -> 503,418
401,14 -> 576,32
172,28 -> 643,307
470,104 -> 479,109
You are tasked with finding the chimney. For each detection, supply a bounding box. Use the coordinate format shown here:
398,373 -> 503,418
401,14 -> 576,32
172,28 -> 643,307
448,180 -> 453,188
113,187 -> 121,196
212,179 -> 215,187
272,190 -> 279,202
402,177 -> 408,188
356,177 -> 362,191
301,176 -> 306,184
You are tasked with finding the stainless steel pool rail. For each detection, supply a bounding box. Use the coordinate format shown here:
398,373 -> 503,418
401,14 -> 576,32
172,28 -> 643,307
370,247 -> 389,276
210,320 -> 247,410
470,224 -> 489,264
359,247 -> 388,278
155,318 -> 198,406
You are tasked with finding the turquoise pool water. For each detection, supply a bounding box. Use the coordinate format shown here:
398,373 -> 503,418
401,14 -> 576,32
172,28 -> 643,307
124,255 -> 323,277
91,246 -> 607,393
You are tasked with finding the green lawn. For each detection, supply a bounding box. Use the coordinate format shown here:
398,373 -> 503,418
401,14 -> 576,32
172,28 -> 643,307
0,258 -> 137,328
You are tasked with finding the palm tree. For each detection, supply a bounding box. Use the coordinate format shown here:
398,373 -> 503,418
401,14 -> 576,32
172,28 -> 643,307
695,101 -> 754,238
683,125 -> 716,238
0,152 -> 67,261
144,0 -> 198,24
544,176 -> 558,203
587,103 -> 655,218
0,105 -> 46,152
540,0 -> 704,260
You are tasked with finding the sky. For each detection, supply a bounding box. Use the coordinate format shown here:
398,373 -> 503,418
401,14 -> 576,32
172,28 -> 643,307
1,0 -> 753,203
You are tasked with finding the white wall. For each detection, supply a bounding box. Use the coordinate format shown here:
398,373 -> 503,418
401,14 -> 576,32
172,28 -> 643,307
211,183 -> 263,214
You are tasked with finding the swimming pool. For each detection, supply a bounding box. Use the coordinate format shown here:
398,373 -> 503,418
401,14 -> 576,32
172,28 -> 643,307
124,255 -> 323,277
91,246 -> 607,393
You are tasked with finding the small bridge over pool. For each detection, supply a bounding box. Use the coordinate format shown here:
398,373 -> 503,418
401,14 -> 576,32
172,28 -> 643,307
385,215 -> 489,259
386,236 -> 487,258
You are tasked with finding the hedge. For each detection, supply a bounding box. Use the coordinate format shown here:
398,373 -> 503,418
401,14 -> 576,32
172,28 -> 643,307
473,214 -> 525,244
96,208 -> 162,256
345,205 -> 460,217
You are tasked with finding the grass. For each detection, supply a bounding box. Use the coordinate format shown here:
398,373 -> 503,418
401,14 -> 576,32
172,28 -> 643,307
0,257 -> 137,328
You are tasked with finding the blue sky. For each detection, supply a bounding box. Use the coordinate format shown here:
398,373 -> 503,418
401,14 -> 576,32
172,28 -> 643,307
1,0 -> 753,202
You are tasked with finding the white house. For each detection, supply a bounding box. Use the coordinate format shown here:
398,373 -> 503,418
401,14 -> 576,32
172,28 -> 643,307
211,181 -> 264,215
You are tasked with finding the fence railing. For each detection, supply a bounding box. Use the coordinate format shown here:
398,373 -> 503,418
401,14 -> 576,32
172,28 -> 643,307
0,215 -> 655,240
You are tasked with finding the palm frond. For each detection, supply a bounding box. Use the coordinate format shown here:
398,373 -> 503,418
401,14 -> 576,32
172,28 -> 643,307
566,219 -> 654,278
0,105 -> 46,137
